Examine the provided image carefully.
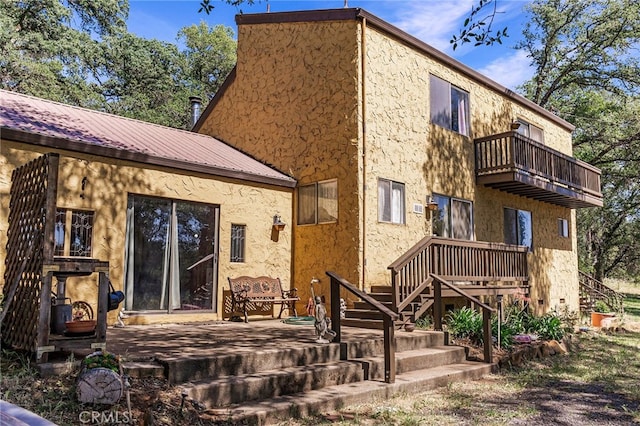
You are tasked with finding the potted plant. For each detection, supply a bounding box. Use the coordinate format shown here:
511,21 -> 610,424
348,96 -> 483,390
591,300 -> 615,327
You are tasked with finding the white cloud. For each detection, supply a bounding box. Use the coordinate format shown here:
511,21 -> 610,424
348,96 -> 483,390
391,0 -> 476,51
478,49 -> 534,90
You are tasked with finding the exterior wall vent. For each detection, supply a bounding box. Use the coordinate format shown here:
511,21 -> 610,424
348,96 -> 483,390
413,203 -> 424,214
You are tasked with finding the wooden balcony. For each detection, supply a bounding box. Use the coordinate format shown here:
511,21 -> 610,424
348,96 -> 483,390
475,131 -> 603,208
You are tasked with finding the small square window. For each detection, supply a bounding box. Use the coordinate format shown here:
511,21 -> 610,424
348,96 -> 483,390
297,179 -> 338,225
230,224 -> 246,263
558,218 -> 569,238
378,179 -> 405,224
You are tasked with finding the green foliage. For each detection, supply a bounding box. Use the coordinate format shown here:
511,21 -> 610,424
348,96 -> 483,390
446,305 -> 570,349
593,300 -> 611,313
526,314 -> 565,341
446,306 -> 483,344
450,0 -> 509,50
82,351 -> 120,373
518,0 -> 640,283
1,1 -> 237,129
415,315 -> 432,330
199,0 -> 256,15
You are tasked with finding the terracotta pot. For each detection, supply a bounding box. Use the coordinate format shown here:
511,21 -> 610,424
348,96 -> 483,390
591,312 -> 615,327
65,319 -> 97,333
404,323 -> 416,332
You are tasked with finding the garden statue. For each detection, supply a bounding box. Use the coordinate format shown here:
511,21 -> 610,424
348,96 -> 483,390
314,296 -> 336,343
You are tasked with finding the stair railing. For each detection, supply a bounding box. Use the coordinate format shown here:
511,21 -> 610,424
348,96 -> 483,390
578,271 -> 624,313
388,236 -> 529,315
326,271 -> 399,383
431,274 -> 495,363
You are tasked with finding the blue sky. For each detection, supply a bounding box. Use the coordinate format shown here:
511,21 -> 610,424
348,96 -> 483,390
127,0 -> 535,90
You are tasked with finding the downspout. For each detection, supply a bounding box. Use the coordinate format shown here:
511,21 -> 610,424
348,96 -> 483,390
360,18 -> 367,289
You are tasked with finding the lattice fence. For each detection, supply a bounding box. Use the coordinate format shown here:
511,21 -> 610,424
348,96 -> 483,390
2,153 -> 59,352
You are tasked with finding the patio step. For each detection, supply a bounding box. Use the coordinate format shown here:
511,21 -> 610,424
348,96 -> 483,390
156,343 -> 342,384
183,360 -> 365,407
197,361 -> 494,425
362,346 -> 467,380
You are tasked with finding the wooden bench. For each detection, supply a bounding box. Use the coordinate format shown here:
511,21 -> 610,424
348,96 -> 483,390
228,276 -> 299,323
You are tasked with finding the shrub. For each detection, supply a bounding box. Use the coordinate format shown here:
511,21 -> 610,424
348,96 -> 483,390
415,316 -> 432,330
446,306 -> 483,344
593,300 -> 611,313
527,314 -> 564,341
492,317 -> 517,349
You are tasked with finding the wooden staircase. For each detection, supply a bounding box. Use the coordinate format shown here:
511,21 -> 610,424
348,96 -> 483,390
326,237 -> 531,382
579,271 -> 624,314
343,285 -> 433,329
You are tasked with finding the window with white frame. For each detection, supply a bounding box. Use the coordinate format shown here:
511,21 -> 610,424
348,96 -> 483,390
558,218 -> 569,238
297,179 -> 338,225
504,207 -> 533,249
516,119 -> 544,143
230,224 -> 246,262
430,74 -> 470,136
431,194 -> 474,240
54,209 -> 94,257
378,179 -> 405,224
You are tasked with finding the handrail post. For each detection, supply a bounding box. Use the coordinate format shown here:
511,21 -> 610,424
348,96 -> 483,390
383,315 -> 396,383
482,306 -> 492,363
330,276 -> 341,343
433,279 -> 442,331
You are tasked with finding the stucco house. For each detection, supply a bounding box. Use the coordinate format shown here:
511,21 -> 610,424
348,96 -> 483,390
0,89 -> 296,328
194,8 -> 603,318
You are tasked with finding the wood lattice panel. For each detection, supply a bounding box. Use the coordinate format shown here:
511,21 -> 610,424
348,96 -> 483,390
2,154 -> 58,352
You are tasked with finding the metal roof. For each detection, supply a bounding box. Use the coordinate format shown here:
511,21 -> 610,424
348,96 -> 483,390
0,89 -> 296,188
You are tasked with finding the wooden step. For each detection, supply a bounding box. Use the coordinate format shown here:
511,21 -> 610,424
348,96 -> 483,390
345,309 -> 384,320
341,318 -> 385,330
370,285 -> 393,294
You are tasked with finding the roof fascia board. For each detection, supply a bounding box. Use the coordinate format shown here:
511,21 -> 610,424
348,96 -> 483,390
231,8 -> 574,132
192,66 -> 236,132
2,127 -> 297,189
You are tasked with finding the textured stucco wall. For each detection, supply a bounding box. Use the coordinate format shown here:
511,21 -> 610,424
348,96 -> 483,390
199,20 -> 363,303
0,141 -> 293,324
199,17 -> 580,313
362,25 -> 579,312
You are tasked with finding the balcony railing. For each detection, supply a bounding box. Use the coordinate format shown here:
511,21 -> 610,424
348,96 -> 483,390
475,131 -> 603,208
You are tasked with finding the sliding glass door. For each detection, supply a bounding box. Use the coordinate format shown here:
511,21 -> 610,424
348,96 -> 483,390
124,195 -> 219,312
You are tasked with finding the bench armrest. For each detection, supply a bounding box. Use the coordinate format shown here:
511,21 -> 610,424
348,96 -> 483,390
282,287 -> 298,299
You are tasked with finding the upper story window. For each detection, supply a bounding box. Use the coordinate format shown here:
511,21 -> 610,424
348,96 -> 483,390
516,119 -> 544,143
54,209 -> 94,257
432,194 -> 474,240
430,74 -> 470,136
378,179 -> 405,224
504,207 -> 533,249
297,179 -> 338,225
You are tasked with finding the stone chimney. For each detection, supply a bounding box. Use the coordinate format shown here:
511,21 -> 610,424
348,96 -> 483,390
189,96 -> 202,129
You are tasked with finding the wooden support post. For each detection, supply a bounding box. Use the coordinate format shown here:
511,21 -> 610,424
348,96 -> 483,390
482,307 -> 492,363
433,279 -> 442,331
383,315 -> 396,383
330,277 -> 341,343
97,272 -> 109,343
